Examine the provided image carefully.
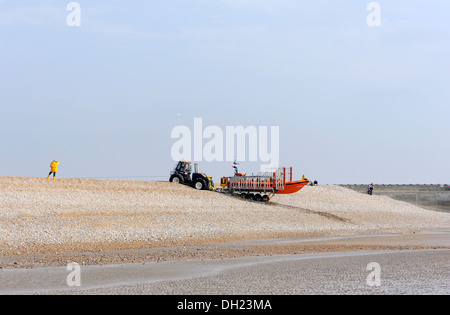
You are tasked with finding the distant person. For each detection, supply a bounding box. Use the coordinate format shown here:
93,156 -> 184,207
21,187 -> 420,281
314,180 -> 318,186
47,160 -> 59,180
302,174 -> 307,180
367,183 -> 374,196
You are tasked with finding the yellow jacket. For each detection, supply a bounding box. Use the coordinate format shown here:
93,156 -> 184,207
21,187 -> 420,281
50,161 -> 59,173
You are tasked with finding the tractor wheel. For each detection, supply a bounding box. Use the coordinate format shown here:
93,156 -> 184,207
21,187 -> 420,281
170,175 -> 183,184
254,194 -> 263,202
194,179 -> 206,190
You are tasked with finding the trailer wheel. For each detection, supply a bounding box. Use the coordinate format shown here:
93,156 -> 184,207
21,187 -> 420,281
262,195 -> 270,202
254,194 -> 263,202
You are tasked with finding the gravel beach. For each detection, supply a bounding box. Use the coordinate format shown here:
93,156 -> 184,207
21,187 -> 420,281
1,176 -> 449,268
1,176 -> 449,294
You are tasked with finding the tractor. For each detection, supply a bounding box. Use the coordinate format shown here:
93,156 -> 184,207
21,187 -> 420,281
169,161 -> 214,191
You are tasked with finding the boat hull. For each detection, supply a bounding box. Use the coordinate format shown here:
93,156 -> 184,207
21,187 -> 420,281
276,180 -> 309,194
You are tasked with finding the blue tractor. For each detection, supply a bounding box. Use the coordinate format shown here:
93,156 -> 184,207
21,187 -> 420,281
169,161 -> 214,191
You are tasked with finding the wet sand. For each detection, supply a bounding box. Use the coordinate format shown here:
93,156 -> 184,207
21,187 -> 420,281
1,232 -> 449,295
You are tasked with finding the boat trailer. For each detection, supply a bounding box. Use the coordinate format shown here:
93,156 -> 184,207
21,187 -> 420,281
218,162 -> 309,202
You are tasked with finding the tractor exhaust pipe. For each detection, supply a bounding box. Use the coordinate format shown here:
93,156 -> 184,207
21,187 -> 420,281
194,163 -> 199,174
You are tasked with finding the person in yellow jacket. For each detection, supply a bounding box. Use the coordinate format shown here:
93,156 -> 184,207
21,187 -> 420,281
47,160 -> 59,180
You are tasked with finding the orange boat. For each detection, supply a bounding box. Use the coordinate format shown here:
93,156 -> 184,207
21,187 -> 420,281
220,163 -> 309,201
277,179 -> 310,194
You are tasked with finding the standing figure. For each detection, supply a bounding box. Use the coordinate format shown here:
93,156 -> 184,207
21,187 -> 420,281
47,160 -> 59,180
367,183 -> 374,196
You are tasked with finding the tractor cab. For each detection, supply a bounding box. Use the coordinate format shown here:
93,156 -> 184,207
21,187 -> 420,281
169,160 -> 214,191
170,161 -> 192,184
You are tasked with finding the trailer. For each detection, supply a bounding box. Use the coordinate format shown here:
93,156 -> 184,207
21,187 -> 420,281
218,162 -> 309,202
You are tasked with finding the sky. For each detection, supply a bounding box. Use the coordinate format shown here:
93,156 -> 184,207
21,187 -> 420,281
0,0 -> 449,184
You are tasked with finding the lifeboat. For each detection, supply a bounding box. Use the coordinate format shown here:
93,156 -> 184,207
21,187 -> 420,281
276,179 -> 309,194
220,163 -> 309,201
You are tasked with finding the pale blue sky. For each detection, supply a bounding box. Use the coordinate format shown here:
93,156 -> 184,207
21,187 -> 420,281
0,0 -> 449,184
